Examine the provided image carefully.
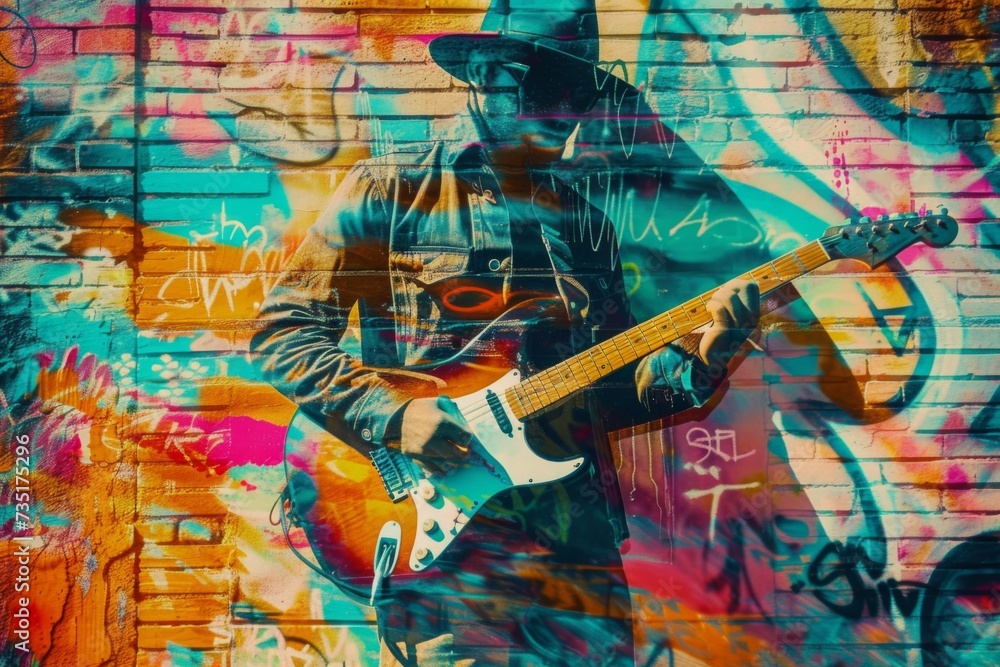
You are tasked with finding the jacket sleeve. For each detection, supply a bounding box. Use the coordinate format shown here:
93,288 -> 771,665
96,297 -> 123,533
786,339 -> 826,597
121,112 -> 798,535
635,343 -> 717,406
597,337 -> 717,433
250,166 -> 409,449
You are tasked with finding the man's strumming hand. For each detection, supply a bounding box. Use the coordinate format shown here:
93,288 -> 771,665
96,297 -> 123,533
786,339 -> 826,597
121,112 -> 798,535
397,396 -> 473,475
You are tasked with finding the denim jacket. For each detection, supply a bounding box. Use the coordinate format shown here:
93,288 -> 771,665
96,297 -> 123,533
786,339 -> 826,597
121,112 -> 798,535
252,142 -> 713,547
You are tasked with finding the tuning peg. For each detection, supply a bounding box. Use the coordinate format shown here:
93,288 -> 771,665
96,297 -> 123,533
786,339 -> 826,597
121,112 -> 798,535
866,241 -> 879,251
936,218 -> 950,228
859,216 -> 872,224
887,223 -> 900,233
940,207 -> 949,215
878,214 -> 889,221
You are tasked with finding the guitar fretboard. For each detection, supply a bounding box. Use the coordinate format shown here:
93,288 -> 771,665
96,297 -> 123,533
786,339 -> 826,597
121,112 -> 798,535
505,240 -> 831,420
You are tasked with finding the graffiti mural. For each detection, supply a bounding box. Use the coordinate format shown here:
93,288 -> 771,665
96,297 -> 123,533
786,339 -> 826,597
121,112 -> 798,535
0,0 -> 996,665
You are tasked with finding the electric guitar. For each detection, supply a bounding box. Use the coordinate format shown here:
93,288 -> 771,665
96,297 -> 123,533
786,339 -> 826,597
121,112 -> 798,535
280,211 -> 957,604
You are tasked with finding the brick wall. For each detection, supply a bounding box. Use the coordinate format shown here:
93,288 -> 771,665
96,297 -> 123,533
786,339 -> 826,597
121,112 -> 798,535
0,0 -> 997,665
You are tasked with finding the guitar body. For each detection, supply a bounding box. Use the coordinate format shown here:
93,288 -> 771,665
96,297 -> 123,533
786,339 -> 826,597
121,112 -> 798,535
283,299 -> 587,597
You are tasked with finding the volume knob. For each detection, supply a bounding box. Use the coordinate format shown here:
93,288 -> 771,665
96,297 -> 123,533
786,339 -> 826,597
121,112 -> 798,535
418,481 -> 437,501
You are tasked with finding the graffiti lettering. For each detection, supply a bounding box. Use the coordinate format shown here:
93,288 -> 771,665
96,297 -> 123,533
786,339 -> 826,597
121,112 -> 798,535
155,205 -> 286,319
685,427 -> 755,464
683,481 -> 760,543
796,540 -> 929,619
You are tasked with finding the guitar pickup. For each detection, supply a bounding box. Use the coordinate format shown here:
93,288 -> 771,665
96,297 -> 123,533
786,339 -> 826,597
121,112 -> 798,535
485,389 -> 513,437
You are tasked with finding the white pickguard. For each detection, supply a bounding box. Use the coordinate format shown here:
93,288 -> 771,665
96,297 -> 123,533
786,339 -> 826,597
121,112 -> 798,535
406,369 -> 586,571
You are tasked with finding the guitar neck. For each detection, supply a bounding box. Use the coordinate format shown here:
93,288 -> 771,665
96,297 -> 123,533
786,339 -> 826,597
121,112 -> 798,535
506,239 -> 831,420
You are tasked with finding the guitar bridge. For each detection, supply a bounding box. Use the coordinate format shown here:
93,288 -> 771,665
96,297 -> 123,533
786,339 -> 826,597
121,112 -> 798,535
370,447 -> 415,503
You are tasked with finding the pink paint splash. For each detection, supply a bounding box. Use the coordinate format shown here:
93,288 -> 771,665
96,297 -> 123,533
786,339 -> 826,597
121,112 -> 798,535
945,464 -> 970,487
825,126 -> 851,202
897,243 -> 950,271
140,409 -> 287,476
36,351 -> 55,369
858,205 -> 892,219
226,415 -> 286,468
943,410 -> 969,431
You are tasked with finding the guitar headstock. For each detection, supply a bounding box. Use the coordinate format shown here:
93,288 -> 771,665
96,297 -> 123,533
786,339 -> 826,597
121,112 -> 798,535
821,210 -> 958,268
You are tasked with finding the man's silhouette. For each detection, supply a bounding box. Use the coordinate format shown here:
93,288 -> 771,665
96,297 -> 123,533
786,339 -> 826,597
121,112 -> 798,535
254,1 -> 759,663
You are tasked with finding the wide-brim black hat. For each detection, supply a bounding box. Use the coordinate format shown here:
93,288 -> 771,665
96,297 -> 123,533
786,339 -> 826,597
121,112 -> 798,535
428,0 -> 639,109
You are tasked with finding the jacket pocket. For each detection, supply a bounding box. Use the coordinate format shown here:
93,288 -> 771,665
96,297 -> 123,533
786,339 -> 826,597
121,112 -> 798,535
390,248 -> 471,363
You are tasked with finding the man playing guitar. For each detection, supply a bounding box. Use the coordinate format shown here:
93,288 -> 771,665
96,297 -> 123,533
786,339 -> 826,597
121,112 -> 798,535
254,1 -> 760,663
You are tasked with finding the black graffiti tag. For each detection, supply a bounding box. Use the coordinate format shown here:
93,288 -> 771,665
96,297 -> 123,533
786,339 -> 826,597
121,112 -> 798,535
794,540 -> 930,619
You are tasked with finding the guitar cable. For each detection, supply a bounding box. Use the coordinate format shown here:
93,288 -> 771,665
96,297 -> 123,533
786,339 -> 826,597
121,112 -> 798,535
271,485 -> 369,604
